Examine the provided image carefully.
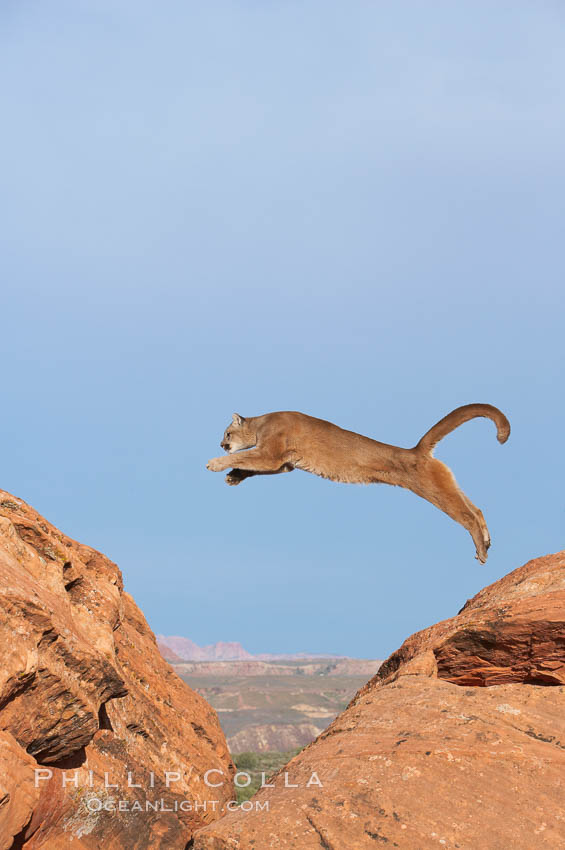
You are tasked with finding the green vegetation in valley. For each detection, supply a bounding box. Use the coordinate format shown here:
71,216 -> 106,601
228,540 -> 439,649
232,749 -> 302,803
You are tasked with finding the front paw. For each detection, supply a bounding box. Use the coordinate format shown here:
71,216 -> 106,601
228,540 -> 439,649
225,472 -> 242,486
207,457 -> 225,472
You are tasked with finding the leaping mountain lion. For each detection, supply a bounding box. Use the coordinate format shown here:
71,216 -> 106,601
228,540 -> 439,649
206,404 -> 510,563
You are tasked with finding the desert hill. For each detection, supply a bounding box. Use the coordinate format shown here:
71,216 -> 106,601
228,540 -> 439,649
180,660 -> 380,753
158,650 -> 381,754
170,658 -> 378,677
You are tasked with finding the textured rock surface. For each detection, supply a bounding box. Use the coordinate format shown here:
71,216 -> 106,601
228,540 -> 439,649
195,551 -> 565,850
0,491 -> 234,849
374,550 -> 565,689
0,731 -> 41,850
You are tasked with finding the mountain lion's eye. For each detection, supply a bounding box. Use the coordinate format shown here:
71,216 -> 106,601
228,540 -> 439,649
226,432 -> 231,439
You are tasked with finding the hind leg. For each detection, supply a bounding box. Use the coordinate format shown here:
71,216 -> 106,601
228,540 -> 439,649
411,458 -> 490,563
461,493 -> 490,554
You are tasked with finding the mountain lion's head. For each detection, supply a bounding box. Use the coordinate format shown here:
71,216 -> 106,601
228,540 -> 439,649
220,413 -> 255,453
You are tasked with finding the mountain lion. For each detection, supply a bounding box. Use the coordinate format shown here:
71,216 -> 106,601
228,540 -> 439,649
207,404 -> 510,563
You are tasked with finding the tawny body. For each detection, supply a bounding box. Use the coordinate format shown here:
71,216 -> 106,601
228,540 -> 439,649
206,404 -> 510,563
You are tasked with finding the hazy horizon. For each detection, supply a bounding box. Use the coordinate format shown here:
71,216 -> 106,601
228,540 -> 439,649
1,1 -> 564,658
157,633 -> 375,659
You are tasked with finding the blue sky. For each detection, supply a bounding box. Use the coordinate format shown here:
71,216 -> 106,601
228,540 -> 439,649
1,1 -> 563,657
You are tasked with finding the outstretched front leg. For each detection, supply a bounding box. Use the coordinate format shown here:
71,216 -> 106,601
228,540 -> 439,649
410,457 -> 491,563
225,468 -> 256,486
225,465 -> 295,486
207,446 -> 289,474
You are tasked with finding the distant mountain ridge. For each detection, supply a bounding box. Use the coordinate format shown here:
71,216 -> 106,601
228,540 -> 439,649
157,635 -> 254,661
157,635 -> 350,662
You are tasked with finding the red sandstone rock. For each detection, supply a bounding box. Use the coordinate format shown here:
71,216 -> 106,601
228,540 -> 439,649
0,731 -> 41,850
373,551 -> 565,689
194,551 -> 565,850
0,491 -> 234,849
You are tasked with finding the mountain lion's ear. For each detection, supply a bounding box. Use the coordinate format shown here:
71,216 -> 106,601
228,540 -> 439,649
232,413 -> 245,426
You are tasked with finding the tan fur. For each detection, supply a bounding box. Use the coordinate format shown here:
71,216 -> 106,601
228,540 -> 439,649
207,404 -> 510,563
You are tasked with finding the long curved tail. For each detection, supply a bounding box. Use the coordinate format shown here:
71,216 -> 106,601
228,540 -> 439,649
416,403 -> 510,455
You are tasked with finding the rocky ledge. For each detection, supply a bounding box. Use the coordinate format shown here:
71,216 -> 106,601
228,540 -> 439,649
194,551 -> 565,850
0,491 -> 234,850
